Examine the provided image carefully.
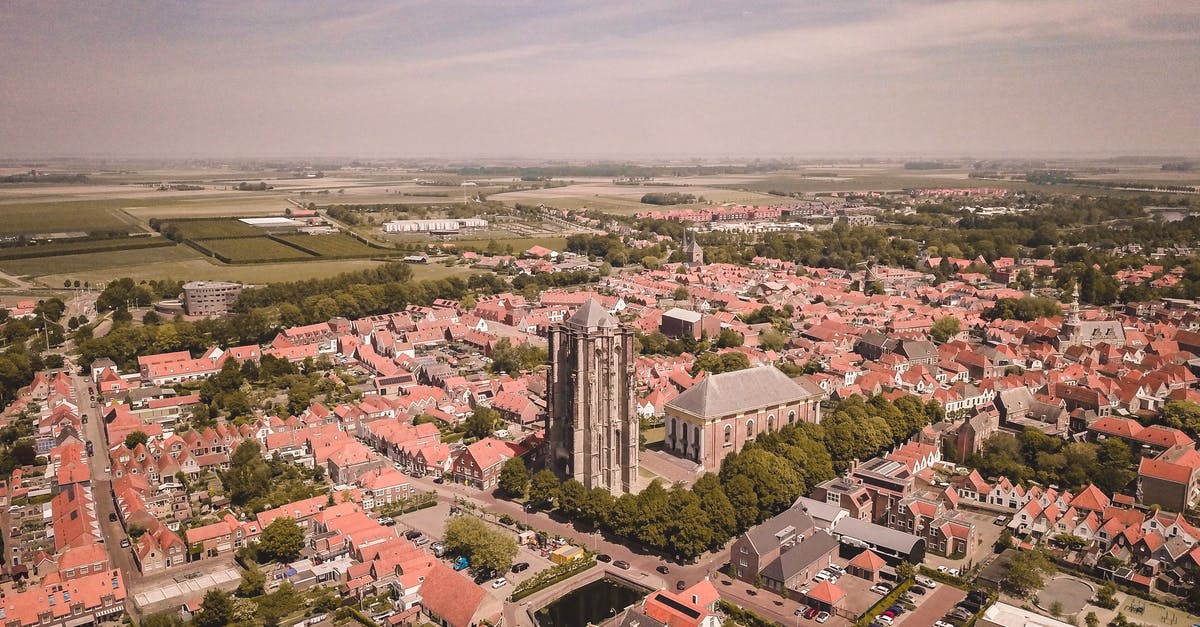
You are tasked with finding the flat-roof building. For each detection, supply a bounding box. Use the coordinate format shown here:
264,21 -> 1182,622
182,281 -> 242,317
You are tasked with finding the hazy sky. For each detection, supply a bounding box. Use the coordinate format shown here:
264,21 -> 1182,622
2,1 -> 1199,158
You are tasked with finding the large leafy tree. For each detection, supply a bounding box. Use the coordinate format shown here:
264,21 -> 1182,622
223,440 -> 272,506
443,516 -> 518,573
258,517 -> 305,563
497,457 -> 530,498
194,589 -> 235,627
528,470 -> 559,508
465,406 -> 500,440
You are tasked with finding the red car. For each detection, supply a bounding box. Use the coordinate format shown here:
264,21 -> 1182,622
803,607 -> 820,620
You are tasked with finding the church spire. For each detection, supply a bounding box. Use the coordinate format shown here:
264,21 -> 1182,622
1068,283 -> 1081,324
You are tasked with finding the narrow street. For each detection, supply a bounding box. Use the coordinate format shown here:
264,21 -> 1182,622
69,367 -> 139,581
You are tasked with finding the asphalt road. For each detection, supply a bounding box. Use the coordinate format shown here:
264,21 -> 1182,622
70,367 -> 139,581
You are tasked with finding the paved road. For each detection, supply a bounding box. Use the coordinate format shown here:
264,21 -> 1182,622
70,368 -> 138,581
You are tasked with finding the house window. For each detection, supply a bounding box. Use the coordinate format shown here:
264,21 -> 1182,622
788,410 -> 796,424
724,425 -> 732,446
746,419 -> 755,438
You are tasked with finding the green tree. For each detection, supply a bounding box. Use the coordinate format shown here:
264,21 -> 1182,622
1004,549 -> 1056,596
1085,611 -> 1099,627
1095,580 -> 1119,609
558,479 -> 587,517
757,328 -> 786,351
223,440 -> 271,506
1162,400 -> 1200,436
124,430 -> 149,450
443,516 -> 518,573
236,565 -> 266,597
497,457 -> 530,498
529,470 -> 559,508
256,581 -> 302,627
693,474 -> 737,541
716,328 -> 744,348
258,517 -> 305,563
465,406 -> 500,440
673,286 -> 690,301
194,589 -> 236,627
1095,437 -> 1136,493
930,316 -> 961,344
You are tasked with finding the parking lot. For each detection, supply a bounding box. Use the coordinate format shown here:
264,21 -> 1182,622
895,584 -> 966,626
397,500 -> 558,601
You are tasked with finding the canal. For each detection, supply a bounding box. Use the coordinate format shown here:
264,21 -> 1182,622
535,577 -> 645,627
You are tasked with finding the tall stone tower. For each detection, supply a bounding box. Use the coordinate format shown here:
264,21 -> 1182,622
547,298 -> 639,495
683,233 -> 704,265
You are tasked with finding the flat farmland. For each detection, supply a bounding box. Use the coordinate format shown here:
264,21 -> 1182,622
0,244 -> 205,278
0,237 -> 171,260
194,237 -> 316,262
166,218 -> 263,239
490,182 -> 782,215
273,233 -> 395,257
0,198 -> 144,235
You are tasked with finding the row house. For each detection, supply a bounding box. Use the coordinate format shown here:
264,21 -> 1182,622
185,513 -> 259,560
451,438 -> 521,490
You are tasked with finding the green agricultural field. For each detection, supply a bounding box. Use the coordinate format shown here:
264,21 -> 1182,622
0,236 -> 172,260
0,244 -> 203,278
0,198 -> 145,235
273,233 -> 396,258
165,218 -> 262,239
193,237 -> 316,263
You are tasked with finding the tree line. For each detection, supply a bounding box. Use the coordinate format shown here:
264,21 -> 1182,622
497,393 -> 941,560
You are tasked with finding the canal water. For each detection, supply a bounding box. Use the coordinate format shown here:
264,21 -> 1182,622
535,578 -> 645,627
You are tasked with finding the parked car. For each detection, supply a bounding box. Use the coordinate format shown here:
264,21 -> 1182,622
803,607 -> 819,619
433,476 -> 444,484
934,622 -> 955,627
512,562 -> 530,573
886,605 -> 904,616
613,560 -> 630,570
119,538 -> 130,548
915,576 -> 937,588
869,583 -> 892,594
308,614 -> 328,625
994,515 -> 1006,525
876,615 -> 893,626
108,512 -> 118,522
966,590 -> 988,603
815,612 -> 830,624
404,529 -> 422,540
491,578 -> 508,589
596,554 -> 612,563
909,585 -> 926,595
949,608 -> 972,621
676,580 -> 686,591
656,565 -> 670,574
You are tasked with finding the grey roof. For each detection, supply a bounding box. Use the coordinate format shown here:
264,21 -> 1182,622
743,505 -> 815,555
793,496 -> 847,531
666,366 -> 818,419
760,531 -> 840,583
566,298 -> 616,330
663,307 -> 703,323
898,340 -> 937,361
832,517 -> 923,554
